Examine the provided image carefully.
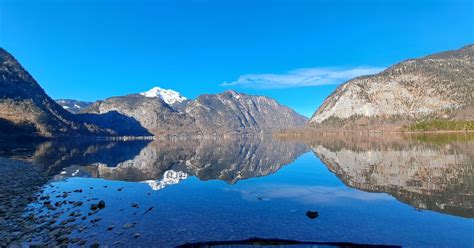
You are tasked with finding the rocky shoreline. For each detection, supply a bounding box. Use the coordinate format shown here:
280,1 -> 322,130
0,157 -> 49,246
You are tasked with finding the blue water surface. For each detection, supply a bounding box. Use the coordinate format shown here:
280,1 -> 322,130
35,152 -> 473,247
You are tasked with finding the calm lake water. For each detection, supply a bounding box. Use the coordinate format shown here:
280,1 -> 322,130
1,134 -> 473,247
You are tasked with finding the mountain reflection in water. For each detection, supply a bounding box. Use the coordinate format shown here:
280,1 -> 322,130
0,134 -> 472,247
1,134 -> 472,218
53,136 -> 309,184
287,133 -> 473,218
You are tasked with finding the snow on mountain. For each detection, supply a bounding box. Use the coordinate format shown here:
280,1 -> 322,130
139,86 -> 187,105
55,99 -> 93,114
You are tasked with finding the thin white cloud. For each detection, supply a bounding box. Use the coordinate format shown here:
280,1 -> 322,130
221,66 -> 385,89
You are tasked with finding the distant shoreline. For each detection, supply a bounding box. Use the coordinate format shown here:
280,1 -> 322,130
275,129 -> 474,136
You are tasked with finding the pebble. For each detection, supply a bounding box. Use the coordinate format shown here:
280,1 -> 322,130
123,222 -> 136,229
77,239 -> 87,246
90,241 -> 100,248
306,210 -> 319,219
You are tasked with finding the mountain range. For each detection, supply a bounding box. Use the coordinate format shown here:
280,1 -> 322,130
0,48 -> 306,137
1,44 -> 472,137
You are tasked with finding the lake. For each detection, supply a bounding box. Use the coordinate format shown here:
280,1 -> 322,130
0,134 -> 472,247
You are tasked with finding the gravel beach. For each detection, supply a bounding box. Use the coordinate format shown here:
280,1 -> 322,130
0,157 -> 48,246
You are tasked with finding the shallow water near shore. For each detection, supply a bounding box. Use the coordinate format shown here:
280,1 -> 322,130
0,134 -> 473,247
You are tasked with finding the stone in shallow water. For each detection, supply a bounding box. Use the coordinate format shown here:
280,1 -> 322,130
98,200 -> 106,209
306,211 -> 319,219
123,222 -> 136,229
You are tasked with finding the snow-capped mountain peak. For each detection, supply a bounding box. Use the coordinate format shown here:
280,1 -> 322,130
139,86 -> 187,105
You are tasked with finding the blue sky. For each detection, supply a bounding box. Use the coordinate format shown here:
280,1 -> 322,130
1,0 -> 473,117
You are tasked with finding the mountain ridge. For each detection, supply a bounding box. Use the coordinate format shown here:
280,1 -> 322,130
81,89 -> 308,136
309,44 -> 474,130
0,48 -> 116,137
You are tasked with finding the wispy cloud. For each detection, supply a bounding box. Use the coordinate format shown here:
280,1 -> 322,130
221,66 -> 385,89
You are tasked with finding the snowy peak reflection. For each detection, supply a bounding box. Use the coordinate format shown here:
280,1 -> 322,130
59,136 -> 309,184
142,170 -> 188,191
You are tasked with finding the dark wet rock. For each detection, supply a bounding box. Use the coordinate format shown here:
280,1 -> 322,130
56,235 -> 69,243
90,241 -> 100,248
73,201 -> 83,207
90,204 -> 98,211
131,203 -> 139,208
98,200 -> 106,209
306,211 -> 319,219
73,189 -> 83,193
133,233 -> 140,239
143,207 -> 154,215
118,187 -> 124,191
90,218 -> 101,223
39,196 -> 49,201
107,225 -> 115,231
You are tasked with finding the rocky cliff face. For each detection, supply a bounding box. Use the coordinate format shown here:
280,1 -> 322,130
186,90 -> 308,134
0,48 -> 111,137
83,89 -> 307,135
83,94 -> 199,136
309,45 -> 474,129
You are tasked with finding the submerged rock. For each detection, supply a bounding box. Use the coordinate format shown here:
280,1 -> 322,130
97,200 -> 106,209
123,222 -> 136,229
306,211 -> 319,219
